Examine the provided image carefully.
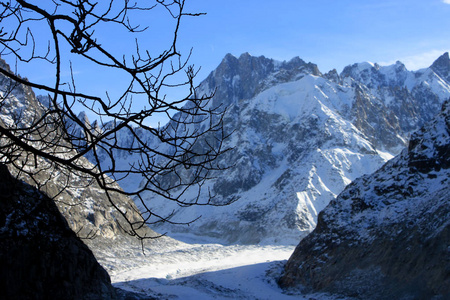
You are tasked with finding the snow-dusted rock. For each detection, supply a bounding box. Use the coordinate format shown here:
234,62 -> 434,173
279,100 -> 450,299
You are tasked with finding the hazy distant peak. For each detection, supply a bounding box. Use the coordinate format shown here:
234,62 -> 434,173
431,51 -> 449,68
430,52 -> 450,81
285,56 -> 306,66
341,61 -> 379,75
77,111 -> 89,123
391,60 -> 407,70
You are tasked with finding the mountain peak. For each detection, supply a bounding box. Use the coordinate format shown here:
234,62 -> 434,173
430,52 -> 450,80
394,60 -> 406,69
218,52 -> 273,68
204,53 -> 323,109
238,52 -> 252,59
221,53 -> 238,64
341,61 -> 379,75
280,56 -> 321,76
286,56 -> 306,66
431,51 -> 449,66
340,61 -> 382,88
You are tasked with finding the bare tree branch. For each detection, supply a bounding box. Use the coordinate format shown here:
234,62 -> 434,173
0,0 -> 232,240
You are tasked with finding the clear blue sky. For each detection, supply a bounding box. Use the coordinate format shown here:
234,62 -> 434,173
4,0 -> 450,126
180,0 -> 450,79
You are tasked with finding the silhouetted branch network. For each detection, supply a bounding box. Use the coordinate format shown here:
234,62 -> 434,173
0,0 -> 231,240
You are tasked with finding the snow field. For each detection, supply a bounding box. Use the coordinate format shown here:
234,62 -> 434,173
111,242 -> 339,299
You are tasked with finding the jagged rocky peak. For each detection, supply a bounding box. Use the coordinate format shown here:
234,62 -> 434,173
280,56 -> 321,76
0,60 -> 42,129
68,111 -> 103,142
323,68 -> 341,83
91,119 -> 101,135
203,52 -> 321,109
279,100 -> 450,299
341,59 -> 413,90
393,60 -> 407,71
81,113 -> 102,134
341,60 -> 379,75
214,52 -> 276,85
341,61 -> 385,88
204,53 -> 276,108
430,51 -> 450,81
378,60 -> 410,88
76,111 -> 91,129
339,54 -> 448,151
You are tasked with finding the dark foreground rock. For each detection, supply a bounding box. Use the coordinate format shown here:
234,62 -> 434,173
279,101 -> 450,299
0,164 -> 117,300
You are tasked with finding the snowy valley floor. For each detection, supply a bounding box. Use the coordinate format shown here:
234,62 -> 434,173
103,235 -> 342,300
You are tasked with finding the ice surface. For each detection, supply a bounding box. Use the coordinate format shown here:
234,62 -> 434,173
111,239 -> 339,299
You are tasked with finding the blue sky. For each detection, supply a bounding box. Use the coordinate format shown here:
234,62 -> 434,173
179,0 -> 450,79
4,0 -> 450,125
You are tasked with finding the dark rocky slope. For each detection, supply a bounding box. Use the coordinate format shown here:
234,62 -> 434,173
279,100 -> 450,299
0,164 -> 117,300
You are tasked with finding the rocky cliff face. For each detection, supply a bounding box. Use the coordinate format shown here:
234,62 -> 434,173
0,164 -> 117,300
278,101 -> 450,299
340,54 -> 449,151
202,52 -> 322,110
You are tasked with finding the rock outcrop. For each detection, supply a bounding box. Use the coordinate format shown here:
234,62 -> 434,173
0,164 -> 117,300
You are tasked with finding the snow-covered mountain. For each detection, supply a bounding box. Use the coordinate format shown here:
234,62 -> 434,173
279,100 -> 450,299
141,52 -> 450,244
2,50 -> 449,298
79,52 -> 450,244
